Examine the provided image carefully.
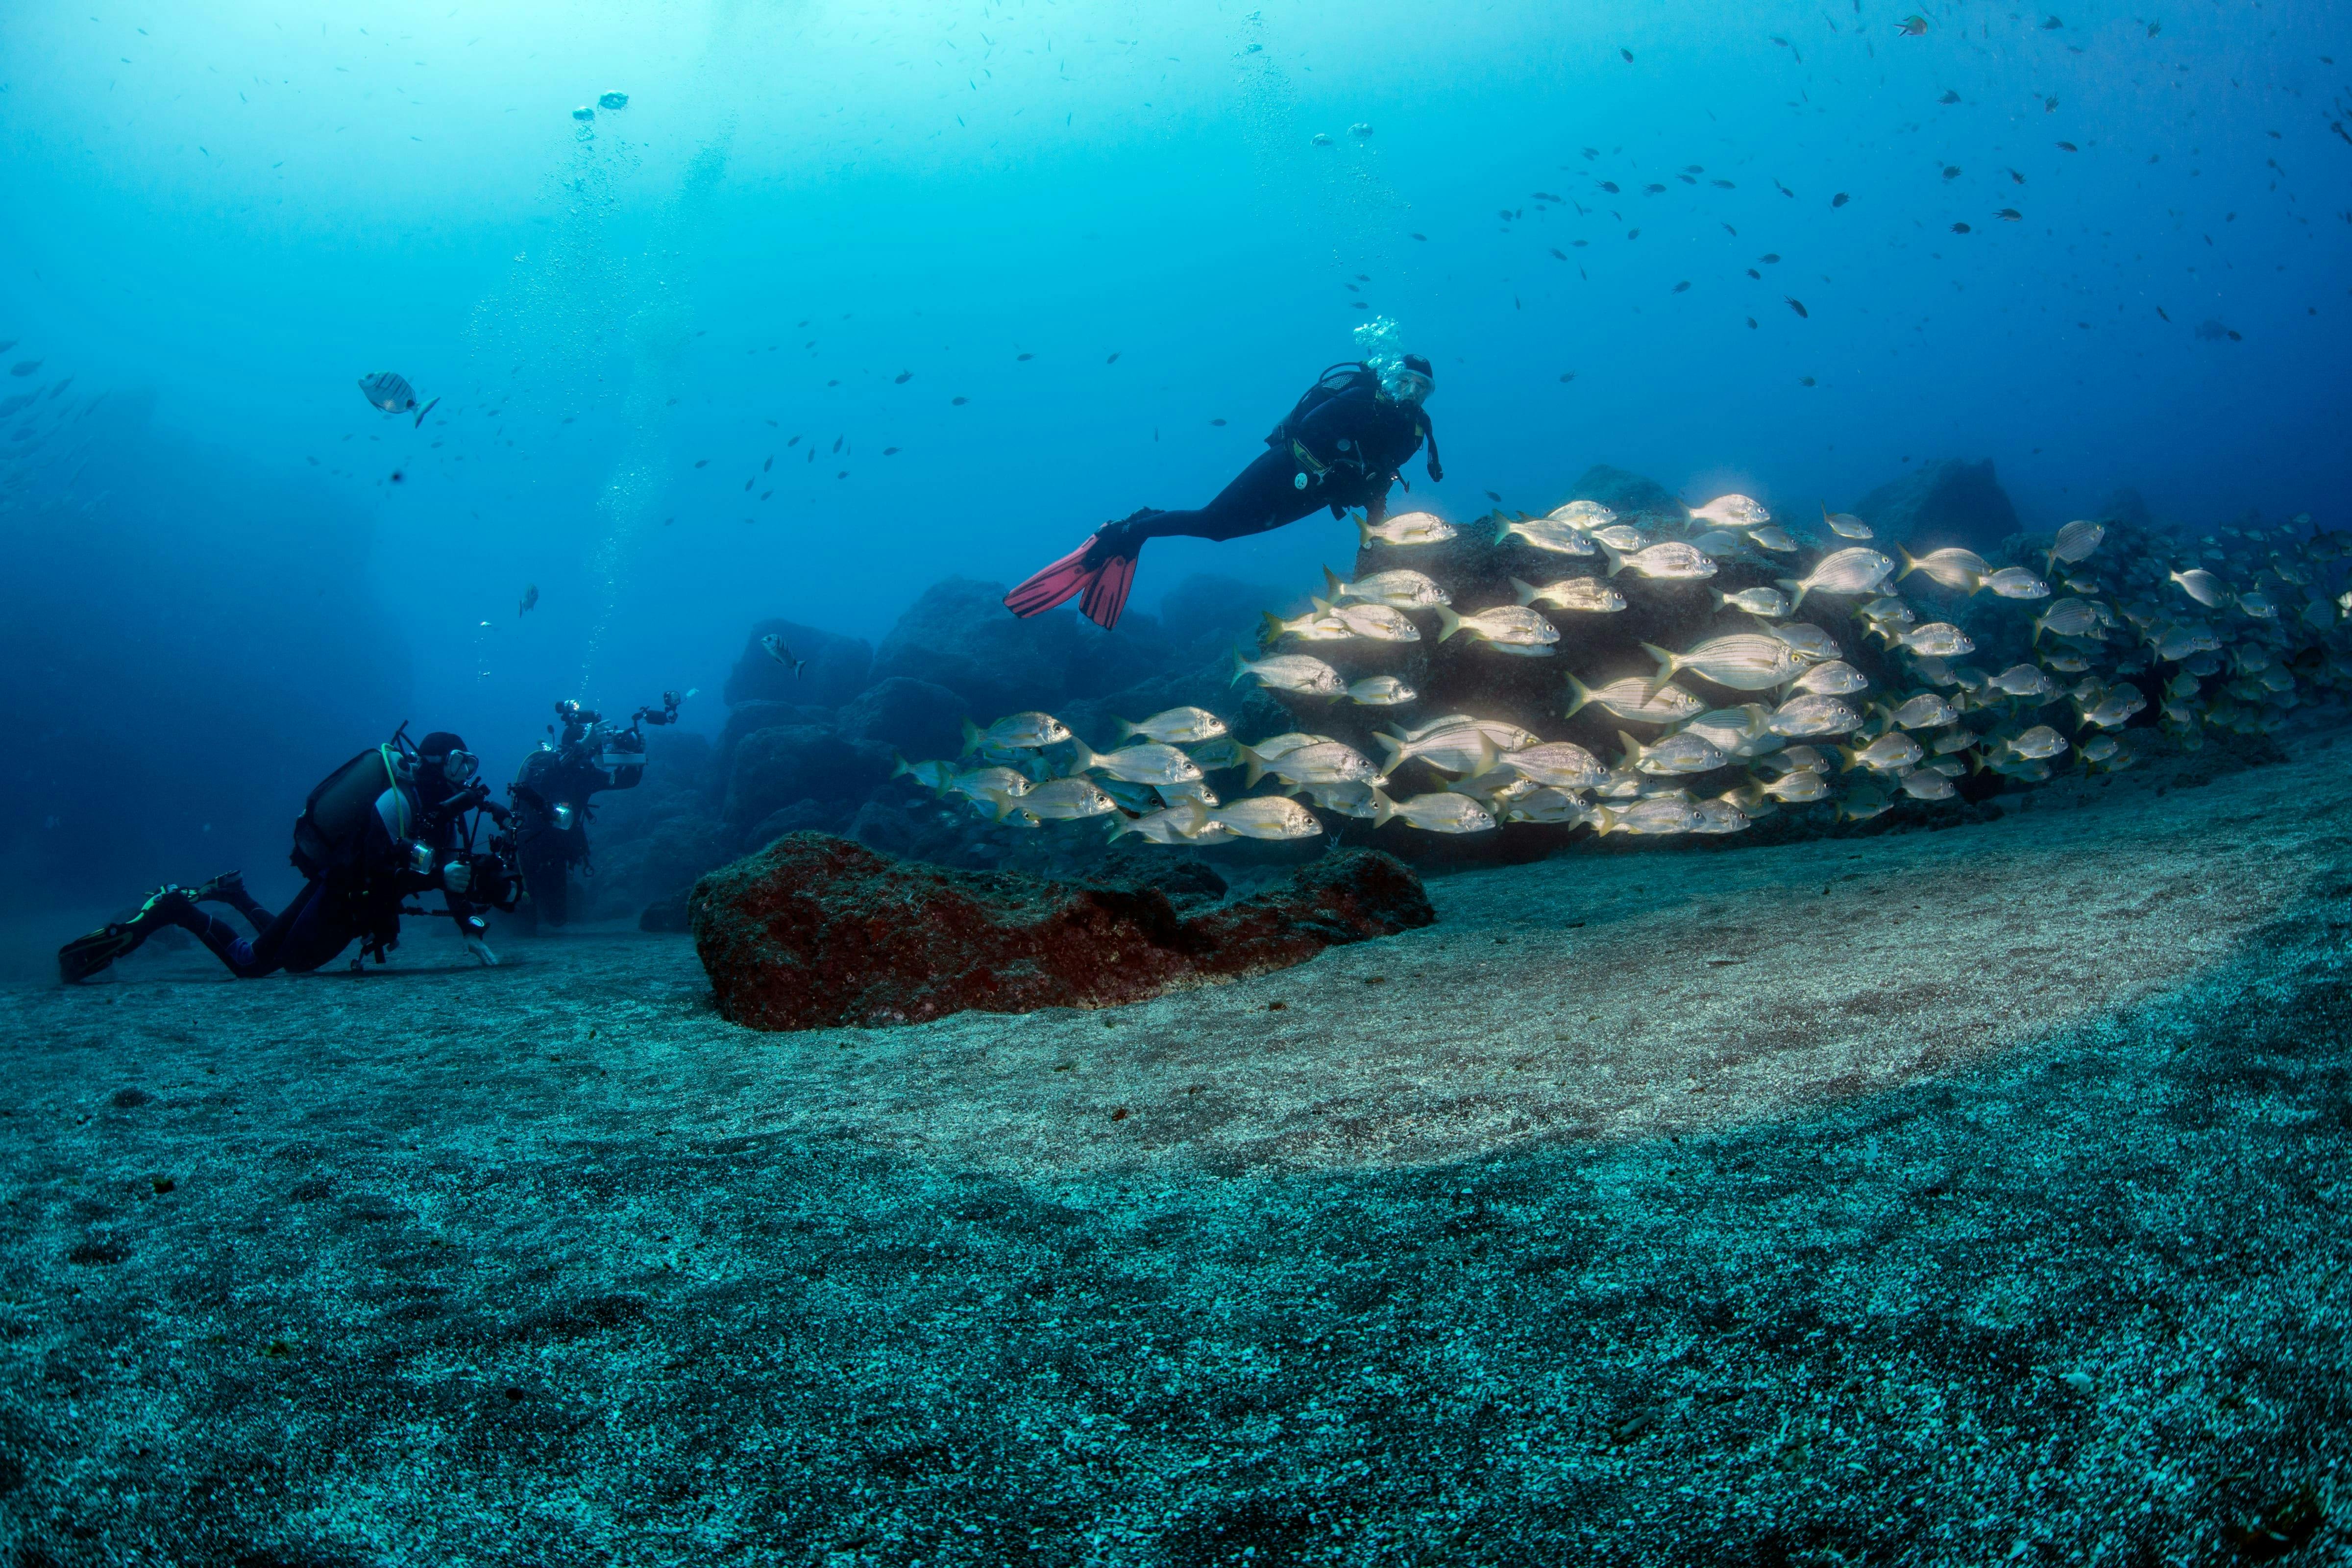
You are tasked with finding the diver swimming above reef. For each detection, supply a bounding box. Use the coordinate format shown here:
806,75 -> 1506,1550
1005,349 -> 1442,632
57,728 -> 520,984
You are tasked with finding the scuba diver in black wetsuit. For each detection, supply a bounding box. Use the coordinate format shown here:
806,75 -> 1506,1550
57,729 -> 521,984
508,692 -> 681,931
1005,354 -> 1441,631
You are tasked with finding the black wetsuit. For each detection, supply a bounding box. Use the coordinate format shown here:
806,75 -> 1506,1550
1091,384 -> 1439,559
171,785 -> 484,977
510,734 -> 628,928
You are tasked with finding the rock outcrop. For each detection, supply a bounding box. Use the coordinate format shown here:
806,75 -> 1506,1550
721,620 -> 874,709
1848,458 -> 2021,554
835,676 -> 969,760
692,834 -> 1435,1029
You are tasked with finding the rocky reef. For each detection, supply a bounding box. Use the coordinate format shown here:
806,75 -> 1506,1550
568,457 -> 2345,925
691,833 -> 1434,1029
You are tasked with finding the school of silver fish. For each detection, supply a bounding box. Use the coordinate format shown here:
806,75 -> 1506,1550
892,497 -> 2347,842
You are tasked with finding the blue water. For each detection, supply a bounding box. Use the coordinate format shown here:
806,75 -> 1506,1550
1,0 -> 2345,907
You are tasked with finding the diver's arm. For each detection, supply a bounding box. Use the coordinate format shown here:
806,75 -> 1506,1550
425,844 -> 499,964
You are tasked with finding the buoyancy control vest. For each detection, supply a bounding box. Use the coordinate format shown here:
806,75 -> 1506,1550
1263,362 -> 1442,490
291,744 -> 410,880
1264,362 -> 1379,454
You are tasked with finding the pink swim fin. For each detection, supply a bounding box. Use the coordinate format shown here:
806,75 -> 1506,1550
1079,552 -> 1138,631
1004,538 -> 1104,619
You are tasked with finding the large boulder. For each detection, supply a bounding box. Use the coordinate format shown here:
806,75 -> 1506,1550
692,835 -> 1434,1029
722,620 -> 873,709
714,700 -> 833,780
723,724 -> 889,826
743,798 -> 839,851
581,809 -> 735,922
869,578 -> 1164,717
836,676 -> 968,760
1567,463 -> 1679,516
1848,459 -> 2021,555
2095,487 -> 2153,530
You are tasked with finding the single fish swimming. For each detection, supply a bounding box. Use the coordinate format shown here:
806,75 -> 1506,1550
1513,575 -> 1626,613
960,711 -> 1073,754
1232,650 -> 1348,697
1435,604 -> 1560,653
1642,634 -> 1809,692
1322,565 -> 1449,610
1495,514 -> 1600,555
1358,511 -> 1457,548
1116,706 -> 1227,744
1601,540 -> 1717,581
760,633 -> 808,678
1780,547 -> 1895,607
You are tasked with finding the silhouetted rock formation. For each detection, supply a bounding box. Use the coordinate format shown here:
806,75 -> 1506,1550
1568,463 -> 1679,515
721,620 -> 874,708
692,834 -> 1434,1029
1849,458 -> 2020,554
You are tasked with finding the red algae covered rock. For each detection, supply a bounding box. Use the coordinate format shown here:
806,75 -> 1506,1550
692,832 -> 1434,1029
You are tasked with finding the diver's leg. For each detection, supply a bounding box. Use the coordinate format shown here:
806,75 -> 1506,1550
189,871 -> 273,933
1121,449 -> 1325,544
1072,454 -> 1324,629
88,890 -> 275,979
238,880 -> 359,977
1007,452 -> 1320,627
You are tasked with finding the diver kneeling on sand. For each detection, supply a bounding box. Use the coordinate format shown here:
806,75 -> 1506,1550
1004,350 -> 1442,632
57,729 -> 521,984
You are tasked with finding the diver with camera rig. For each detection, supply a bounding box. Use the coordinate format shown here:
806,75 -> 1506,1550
508,691 -> 682,931
57,727 -> 522,983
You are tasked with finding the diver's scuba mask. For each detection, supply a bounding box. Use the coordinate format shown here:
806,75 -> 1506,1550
440,750 -> 480,785
1388,368 -> 1434,406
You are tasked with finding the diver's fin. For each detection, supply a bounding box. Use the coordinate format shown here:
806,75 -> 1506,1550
56,885 -> 184,984
1004,538 -> 1104,619
1079,552 -> 1136,630
58,921 -> 141,984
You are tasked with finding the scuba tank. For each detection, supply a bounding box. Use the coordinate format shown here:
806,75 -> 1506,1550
291,742 -> 410,879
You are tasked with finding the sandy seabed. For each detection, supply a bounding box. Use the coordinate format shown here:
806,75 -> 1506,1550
4,721 -> 2351,1567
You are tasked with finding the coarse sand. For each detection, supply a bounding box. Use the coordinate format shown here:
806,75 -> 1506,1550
3,719 -> 2349,1565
